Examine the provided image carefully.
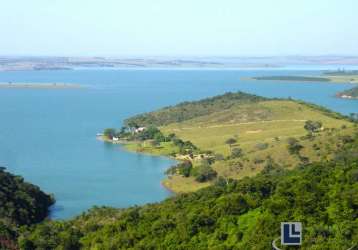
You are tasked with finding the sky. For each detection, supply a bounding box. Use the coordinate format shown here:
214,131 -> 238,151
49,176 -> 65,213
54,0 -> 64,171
1,0 -> 357,57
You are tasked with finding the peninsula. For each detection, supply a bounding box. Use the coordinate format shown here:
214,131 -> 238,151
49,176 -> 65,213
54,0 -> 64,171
102,91 -> 356,193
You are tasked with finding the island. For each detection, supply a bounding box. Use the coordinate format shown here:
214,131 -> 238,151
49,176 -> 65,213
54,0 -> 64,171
336,86 -> 358,99
246,70 -> 358,83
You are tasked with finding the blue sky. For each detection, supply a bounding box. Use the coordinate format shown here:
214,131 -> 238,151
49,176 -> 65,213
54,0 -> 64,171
1,0 -> 357,56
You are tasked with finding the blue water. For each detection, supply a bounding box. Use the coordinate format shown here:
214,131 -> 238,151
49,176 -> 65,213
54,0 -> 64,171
0,69 -> 357,219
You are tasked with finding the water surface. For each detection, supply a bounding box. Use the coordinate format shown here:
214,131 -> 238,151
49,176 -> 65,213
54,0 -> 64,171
0,69 -> 356,219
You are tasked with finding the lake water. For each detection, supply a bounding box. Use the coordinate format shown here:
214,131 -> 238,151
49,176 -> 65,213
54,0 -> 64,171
0,69 -> 357,219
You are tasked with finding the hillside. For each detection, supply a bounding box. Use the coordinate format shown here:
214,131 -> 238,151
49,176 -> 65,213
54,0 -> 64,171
18,133 -> 358,249
124,92 -> 268,127
0,167 -> 54,248
112,92 -> 355,193
337,86 -> 358,99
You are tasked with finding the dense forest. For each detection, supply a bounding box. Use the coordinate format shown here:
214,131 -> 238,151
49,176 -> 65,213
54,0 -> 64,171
13,130 -> 358,249
0,167 -> 54,249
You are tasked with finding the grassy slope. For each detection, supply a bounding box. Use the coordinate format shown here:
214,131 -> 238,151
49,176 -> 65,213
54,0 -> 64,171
124,92 -> 267,127
159,100 -> 353,192
122,95 -> 354,193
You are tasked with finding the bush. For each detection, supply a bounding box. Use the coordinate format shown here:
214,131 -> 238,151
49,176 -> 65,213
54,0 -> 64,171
231,148 -> 243,158
255,143 -> 269,150
287,137 -> 303,155
193,165 -> 218,182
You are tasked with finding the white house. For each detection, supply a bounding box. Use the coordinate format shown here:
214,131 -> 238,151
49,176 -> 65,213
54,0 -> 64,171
134,127 -> 146,133
112,137 -> 119,141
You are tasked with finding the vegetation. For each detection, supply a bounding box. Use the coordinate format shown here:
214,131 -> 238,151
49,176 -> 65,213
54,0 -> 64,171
250,72 -> 358,84
1,91 -> 357,249
103,91 -> 355,193
304,120 -> 322,134
124,92 -> 267,127
16,132 -> 358,249
0,167 -> 54,248
160,98 -> 353,192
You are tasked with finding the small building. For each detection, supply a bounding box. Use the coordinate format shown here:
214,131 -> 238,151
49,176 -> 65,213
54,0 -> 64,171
135,127 -> 146,133
112,137 -> 119,141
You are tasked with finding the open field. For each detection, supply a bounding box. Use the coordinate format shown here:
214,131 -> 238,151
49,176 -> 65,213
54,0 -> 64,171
161,101 -> 350,155
120,96 -> 355,193
155,100 -> 354,192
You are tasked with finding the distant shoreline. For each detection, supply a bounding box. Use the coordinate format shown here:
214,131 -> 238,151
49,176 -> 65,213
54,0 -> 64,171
0,82 -> 84,89
244,75 -> 358,84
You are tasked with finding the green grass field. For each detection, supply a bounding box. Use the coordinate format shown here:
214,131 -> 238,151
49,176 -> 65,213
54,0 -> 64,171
122,99 -> 355,193
161,101 -> 350,156
163,100 -> 354,192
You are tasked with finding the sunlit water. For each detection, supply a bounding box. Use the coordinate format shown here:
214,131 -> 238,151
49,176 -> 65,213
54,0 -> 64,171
0,69 -> 356,219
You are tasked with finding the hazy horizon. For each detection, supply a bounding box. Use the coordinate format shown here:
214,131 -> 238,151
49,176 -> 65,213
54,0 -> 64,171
1,0 -> 357,57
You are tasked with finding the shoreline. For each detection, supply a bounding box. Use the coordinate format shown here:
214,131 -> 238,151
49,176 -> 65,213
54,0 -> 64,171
0,82 -> 84,89
97,135 -> 181,193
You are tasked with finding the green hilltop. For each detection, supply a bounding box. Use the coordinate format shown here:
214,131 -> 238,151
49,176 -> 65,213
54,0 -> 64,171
114,91 -> 355,193
124,92 -> 268,127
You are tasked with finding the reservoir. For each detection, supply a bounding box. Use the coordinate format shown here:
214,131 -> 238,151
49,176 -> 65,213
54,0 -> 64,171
0,69 -> 356,219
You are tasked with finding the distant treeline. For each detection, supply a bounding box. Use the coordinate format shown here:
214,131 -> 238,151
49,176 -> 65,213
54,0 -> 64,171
252,76 -> 331,82
124,92 -> 268,127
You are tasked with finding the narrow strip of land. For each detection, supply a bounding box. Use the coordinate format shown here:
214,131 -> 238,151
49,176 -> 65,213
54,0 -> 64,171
0,83 -> 83,89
